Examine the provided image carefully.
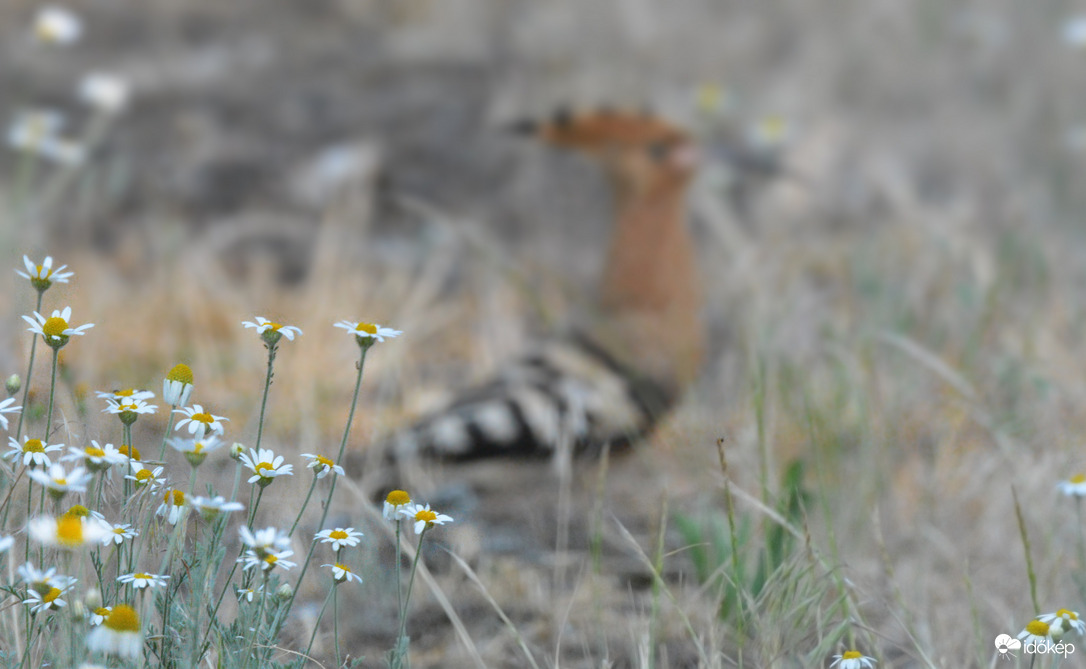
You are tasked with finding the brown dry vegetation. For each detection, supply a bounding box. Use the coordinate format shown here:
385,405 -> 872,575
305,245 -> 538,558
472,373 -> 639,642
3,1 -> 1086,667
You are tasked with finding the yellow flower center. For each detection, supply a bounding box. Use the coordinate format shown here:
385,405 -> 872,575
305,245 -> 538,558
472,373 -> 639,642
42,316 -> 69,337
269,322 -> 283,330
1072,474 -> 1086,485
1057,608 -> 1078,620
1026,619 -> 1050,636
53,477 -> 68,486
85,447 -> 105,458
330,530 -> 348,540
135,470 -> 152,483
193,442 -> 205,454
117,389 -> 137,397
24,439 -> 45,454
386,490 -> 410,506
256,462 -> 274,475
841,651 -> 862,660
335,563 -> 349,571
165,489 -> 184,506
94,606 -> 110,616
113,527 -> 125,536
192,412 -> 213,424
415,509 -> 437,524
104,604 -> 140,633
317,455 -> 334,468
120,444 -> 140,460
264,555 -> 278,565
134,572 -> 151,580
42,587 -> 61,604
65,505 -> 90,518
167,363 -> 194,385
56,516 -> 84,546
354,323 -> 377,335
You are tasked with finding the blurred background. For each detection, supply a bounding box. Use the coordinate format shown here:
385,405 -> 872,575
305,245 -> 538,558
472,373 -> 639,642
2,1 -> 1086,666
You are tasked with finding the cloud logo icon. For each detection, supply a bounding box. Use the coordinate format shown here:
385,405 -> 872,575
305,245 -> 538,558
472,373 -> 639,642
994,634 -> 1022,657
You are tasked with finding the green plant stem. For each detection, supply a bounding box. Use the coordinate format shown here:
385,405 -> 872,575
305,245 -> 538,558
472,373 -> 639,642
289,476 -> 319,537
254,343 -> 278,454
43,347 -> 58,442
392,529 -> 428,669
14,291 -> 44,440
157,406 -> 177,462
302,586 -> 336,664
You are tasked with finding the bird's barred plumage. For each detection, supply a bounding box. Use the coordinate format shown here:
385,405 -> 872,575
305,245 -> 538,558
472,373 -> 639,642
387,334 -> 672,462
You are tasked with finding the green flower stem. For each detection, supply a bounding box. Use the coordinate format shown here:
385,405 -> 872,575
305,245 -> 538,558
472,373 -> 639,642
395,520 -> 404,617
122,423 -> 133,501
392,528 -> 429,669
42,347 -> 58,442
157,405 -> 178,462
243,572 -> 271,669
14,291 -> 44,440
302,584 -> 336,664
334,583 -> 342,667
254,343 -> 278,454
288,476 -> 319,537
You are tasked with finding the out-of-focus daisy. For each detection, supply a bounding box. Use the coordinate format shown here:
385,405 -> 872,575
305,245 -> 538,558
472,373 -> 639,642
23,582 -> 70,614
86,603 -> 143,659
125,462 -> 165,491
62,440 -> 126,472
1038,609 -> 1086,638
78,72 -> 130,114
15,254 -> 73,290
236,585 -> 264,603
323,562 -> 362,585
169,435 -> 223,468
239,548 -> 296,573
62,504 -> 105,522
239,526 -> 291,554
400,503 -> 453,535
1018,619 -> 1054,647
28,463 -> 92,499
156,490 -> 186,525
189,495 -> 244,522
173,404 -> 228,436
0,397 -> 20,431
315,527 -> 363,552
33,6 -> 82,45
96,388 -> 154,403
23,306 -> 94,349
117,572 -> 168,590
1059,474 -> 1086,498
0,534 -> 13,553
301,453 -> 344,479
103,398 -> 157,426
101,523 -> 137,546
6,110 -> 85,165
28,515 -> 108,549
242,317 -> 303,345
239,447 -> 293,486
18,563 -> 73,591
117,444 -> 141,461
88,605 -> 111,626
334,320 -> 402,346
5,436 -> 63,468
830,651 -> 876,669
747,114 -> 792,151
1064,16 -> 1086,49
383,489 -> 411,521
162,363 -> 194,407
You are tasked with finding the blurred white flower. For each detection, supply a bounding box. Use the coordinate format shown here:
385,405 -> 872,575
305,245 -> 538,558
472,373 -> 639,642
78,73 -> 130,114
1064,16 -> 1086,49
33,6 -> 82,45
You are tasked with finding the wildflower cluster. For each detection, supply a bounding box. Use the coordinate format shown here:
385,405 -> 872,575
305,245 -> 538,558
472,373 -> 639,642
0,252 -> 435,667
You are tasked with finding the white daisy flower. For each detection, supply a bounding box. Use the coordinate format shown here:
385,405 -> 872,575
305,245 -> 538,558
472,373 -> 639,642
18,563 -> 69,589
77,72 -> 130,114
1059,474 -> 1086,498
169,435 -> 223,468
16,255 -> 73,288
88,605 -> 111,626
1038,609 -> 1086,638
1018,619 -> 1055,648
86,604 -> 143,659
5,436 -> 63,468
103,397 -> 158,418
1064,16 -> 1086,49
28,515 -> 108,549
125,462 -> 166,491
96,388 -> 155,402
155,490 -> 187,525
0,397 -> 21,431
101,523 -> 137,546
62,440 -> 126,472
239,548 -> 296,573
28,463 -> 92,497
830,651 -> 876,669
239,447 -> 293,485
242,317 -> 303,343
315,527 -> 363,552
400,503 -> 453,535
117,572 -> 169,590
32,6 -> 82,45
236,586 -> 264,603
22,306 -> 94,348
383,490 -> 411,521
6,111 -> 84,165
173,404 -> 228,436
0,534 -> 13,553
301,453 -> 344,479
323,562 -> 362,585
238,526 -> 291,553
189,495 -> 244,521
333,320 -> 402,345
162,363 -> 194,406
23,583 -> 70,614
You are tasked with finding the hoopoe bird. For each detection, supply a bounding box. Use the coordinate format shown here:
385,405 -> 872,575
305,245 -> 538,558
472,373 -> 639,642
380,108 -> 703,468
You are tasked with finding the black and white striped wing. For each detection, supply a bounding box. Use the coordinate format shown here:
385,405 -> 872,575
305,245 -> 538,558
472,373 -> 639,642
386,336 -> 670,462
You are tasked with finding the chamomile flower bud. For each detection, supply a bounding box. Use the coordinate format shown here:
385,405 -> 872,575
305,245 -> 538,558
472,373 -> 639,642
230,442 -> 245,461
6,374 -> 21,396
162,363 -> 194,407
84,586 -> 102,609
276,583 -> 293,601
